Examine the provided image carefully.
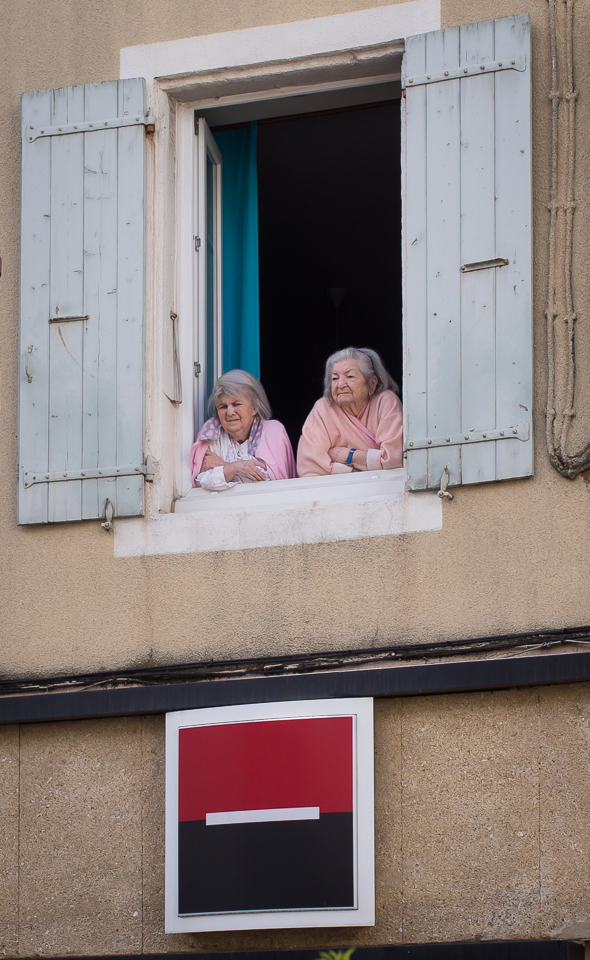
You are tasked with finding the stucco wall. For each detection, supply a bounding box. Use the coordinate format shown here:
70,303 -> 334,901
2,0 -> 590,678
1,685 -> 590,955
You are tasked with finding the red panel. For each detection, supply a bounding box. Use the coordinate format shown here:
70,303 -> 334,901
178,716 -> 353,822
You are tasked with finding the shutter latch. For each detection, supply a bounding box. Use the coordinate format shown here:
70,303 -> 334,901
461,258 -> 509,273
25,345 -> 33,383
437,465 -> 454,501
100,499 -> 114,532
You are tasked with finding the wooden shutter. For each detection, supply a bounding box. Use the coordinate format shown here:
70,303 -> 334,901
18,79 -> 149,524
403,15 -> 532,491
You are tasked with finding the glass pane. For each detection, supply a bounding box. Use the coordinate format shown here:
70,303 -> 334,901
205,152 -> 216,402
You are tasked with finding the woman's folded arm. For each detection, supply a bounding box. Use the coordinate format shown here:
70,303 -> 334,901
197,465 -> 237,491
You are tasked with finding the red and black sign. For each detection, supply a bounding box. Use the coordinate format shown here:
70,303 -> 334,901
178,716 -> 354,915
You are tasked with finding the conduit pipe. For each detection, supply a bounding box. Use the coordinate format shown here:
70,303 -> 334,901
546,0 -> 590,476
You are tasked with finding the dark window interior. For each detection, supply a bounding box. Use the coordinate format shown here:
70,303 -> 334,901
213,98 -> 402,450
258,101 -> 401,448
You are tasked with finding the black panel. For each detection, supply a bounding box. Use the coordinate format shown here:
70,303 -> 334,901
182,946 -> 583,960
18,941 -> 585,960
178,812 -> 354,914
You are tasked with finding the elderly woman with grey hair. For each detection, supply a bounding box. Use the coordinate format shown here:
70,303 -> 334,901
190,369 -> 296,491
297,347 -> 403,477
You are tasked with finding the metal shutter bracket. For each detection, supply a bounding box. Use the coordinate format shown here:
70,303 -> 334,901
25,113 -> 153,142
101,499 -> 114,531
438,465 -> 454,500
405,421 -> 530,452
23,455 -> 155,487
403,54 -> 525,88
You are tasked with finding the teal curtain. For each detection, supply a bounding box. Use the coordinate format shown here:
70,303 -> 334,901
213,122 -> 260,378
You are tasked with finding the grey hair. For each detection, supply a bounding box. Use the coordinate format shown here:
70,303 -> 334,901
323,347 -> 399,400
208,369 -> 272,420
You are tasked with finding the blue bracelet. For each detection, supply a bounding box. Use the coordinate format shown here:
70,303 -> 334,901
346,448 -> 356,465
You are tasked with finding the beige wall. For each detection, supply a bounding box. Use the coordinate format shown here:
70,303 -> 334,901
2,0 -> 590,679
1,684 -> 590,954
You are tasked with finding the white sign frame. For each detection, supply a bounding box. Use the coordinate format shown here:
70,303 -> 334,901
165,697 -> 375,932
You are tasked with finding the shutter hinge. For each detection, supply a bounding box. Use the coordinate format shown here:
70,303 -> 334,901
144,454 -> 155,482
26,112 -> 153,142
194,362 -> 201,377
194,236 -> 201,250
403,54 -> 525,88
405,420 -> 530,452
23,454 -> 155,487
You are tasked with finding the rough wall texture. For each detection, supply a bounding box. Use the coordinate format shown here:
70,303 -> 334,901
0,726 -> 19,955
1,685 -> 590,954
1,0 -> 590,675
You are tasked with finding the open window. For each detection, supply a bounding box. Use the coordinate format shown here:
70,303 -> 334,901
17,15 -> 533,527
191,84 -> 402,454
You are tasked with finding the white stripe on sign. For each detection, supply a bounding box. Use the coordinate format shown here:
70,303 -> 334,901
205,806 -> 320,826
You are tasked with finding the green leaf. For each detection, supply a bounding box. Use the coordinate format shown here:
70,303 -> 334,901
315,949 -> 356,960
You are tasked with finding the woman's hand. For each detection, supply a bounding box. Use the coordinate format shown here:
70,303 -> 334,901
202,449 -> 226,471
223,459 -> 268,482
329,446 -> 368,470
329,446 -> 352,464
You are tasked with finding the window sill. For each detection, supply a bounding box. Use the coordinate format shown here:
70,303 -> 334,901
114,468 -> 441,557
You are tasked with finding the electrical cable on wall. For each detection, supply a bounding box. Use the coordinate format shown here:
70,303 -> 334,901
0,624 -> 589,695
546,0 -> 590,477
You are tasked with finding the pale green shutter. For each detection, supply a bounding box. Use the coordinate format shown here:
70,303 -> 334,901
18,79 -> 149,524
403,15 -> 533,491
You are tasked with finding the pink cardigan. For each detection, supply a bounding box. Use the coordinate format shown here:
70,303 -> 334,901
189,418 -> 297,486
297,390 -> 403,477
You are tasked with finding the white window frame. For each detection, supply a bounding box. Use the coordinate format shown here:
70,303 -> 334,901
196,119 -> 223,426
183,116 -> 224,487
115,2 -> 444,555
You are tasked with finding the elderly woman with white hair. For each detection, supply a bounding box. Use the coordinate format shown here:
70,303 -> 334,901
297,347 -> 403,477
190,369 -> 296,491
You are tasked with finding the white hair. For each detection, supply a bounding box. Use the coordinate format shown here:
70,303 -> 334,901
323,347 -> 399,400
208,369 -> 272,420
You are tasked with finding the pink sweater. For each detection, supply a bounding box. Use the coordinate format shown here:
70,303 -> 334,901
297,390 -> 403,477
190,419 -> 297,486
